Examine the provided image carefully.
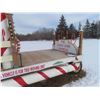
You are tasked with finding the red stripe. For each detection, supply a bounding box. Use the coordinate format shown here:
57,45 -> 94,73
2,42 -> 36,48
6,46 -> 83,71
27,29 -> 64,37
1,13 -> 6,21
71,64 -> 79,70
1,48 -> 7,56
2,29 -> 6,41
38,71 -> 49,80
55,67 -> 66,74
13,77 -> 28,87
1,38 -> 10,56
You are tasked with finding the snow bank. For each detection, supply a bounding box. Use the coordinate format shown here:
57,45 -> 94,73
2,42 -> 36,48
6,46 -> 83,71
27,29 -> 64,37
63,39 -> 100,87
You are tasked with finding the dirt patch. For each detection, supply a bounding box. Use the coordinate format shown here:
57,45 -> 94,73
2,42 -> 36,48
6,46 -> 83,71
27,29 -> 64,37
27,70 -> 86,87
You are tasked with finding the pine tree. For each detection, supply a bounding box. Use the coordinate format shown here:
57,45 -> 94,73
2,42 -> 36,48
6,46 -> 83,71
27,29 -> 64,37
97,21 -> 100,38
56,15 -> 68,40
69,23 -> 78,39
78,22 -> 82,31
69,24 -> 76,31
83,19 -> 91,38
90,21 -> 97,38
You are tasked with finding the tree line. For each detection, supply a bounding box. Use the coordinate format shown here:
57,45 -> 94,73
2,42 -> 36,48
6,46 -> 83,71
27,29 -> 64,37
16,28 -> 54,41
16,15 -> 100,41
83,19 -> 100,38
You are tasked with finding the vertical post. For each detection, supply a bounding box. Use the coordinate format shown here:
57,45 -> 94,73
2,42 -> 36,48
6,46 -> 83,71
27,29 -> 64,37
78,28 -> 83,55
53,31 -> 55,45
0,13 -> 13,70
6,14 -> 21,68
66,30 -> 68,39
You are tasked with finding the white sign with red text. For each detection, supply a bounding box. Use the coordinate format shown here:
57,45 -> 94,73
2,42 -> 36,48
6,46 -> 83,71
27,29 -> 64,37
54,40 -> 78,54
0,64 -> 45,80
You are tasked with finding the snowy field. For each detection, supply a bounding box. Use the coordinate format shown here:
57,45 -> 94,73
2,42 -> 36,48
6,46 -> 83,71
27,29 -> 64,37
20,41 -> 53,52
20,39 -> 100,87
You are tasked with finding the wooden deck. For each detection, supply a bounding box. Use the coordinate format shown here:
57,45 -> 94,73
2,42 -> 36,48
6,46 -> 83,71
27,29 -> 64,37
20,49 -> 70,66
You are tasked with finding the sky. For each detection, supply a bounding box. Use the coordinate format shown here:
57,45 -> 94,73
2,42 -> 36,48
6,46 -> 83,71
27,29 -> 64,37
13,13 -> 99,34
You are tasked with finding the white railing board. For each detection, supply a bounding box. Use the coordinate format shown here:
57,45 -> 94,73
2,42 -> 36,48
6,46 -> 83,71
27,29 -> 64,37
0,41 -> 11,48
0,55 -> 13,63
1,55 -> 82,80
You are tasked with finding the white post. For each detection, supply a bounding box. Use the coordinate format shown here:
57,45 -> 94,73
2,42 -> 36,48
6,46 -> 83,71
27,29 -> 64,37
0,13 -> 13,70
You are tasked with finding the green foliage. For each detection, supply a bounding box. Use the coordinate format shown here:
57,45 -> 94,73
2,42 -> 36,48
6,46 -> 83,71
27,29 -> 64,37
83,19 -> 100,38
55,15 -> 78,40
56,15 -> 68,34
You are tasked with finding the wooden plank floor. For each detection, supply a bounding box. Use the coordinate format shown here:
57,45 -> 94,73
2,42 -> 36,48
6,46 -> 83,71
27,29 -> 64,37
21,49 -> 69,66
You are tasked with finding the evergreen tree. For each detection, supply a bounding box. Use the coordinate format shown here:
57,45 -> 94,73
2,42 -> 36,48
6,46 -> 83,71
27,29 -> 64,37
97,21 -> 100,38
90,21 -> 97,38
78,22 -> 82,31
69,24 -> 76,31
83,19 -> 91,38
56,15 -> 68,39
69,23 -> 78,39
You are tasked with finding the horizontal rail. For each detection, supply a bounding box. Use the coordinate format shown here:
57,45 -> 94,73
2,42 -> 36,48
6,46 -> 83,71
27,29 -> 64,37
0,41 -> 11,48
1,55 -> 82,80
0,55 -> 13,63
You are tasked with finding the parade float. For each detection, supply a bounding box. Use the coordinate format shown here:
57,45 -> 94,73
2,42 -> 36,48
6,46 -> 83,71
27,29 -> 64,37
0,13 -> 83,87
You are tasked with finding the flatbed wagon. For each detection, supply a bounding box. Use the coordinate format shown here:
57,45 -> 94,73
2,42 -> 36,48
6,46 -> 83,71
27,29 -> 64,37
0,13 -> 83,87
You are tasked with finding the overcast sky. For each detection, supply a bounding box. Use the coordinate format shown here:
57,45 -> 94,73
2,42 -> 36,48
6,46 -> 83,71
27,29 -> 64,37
13,13 -> 99,34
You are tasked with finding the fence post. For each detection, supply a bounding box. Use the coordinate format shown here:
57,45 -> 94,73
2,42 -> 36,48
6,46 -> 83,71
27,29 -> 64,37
78,29 -> 83,55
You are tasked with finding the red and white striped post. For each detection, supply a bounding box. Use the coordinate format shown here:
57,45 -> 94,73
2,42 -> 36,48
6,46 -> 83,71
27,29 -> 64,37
0,13 -> 13,70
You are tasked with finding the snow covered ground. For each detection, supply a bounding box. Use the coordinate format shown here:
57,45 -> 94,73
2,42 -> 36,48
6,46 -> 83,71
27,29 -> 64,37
20,41 -> 53,52
64,39 -> 100,87
20,39 -> 100,87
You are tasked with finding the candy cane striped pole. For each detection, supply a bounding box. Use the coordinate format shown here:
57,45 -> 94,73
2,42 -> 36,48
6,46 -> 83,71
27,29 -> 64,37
0,13 -> 13,70
2,62 -> 80,87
